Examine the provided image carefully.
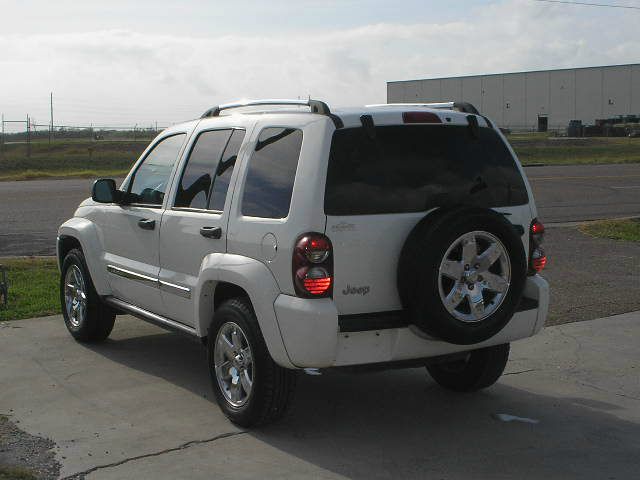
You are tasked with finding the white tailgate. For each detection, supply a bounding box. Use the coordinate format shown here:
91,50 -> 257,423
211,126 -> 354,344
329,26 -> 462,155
326,205 -> 532,316
326,212 -> 424,315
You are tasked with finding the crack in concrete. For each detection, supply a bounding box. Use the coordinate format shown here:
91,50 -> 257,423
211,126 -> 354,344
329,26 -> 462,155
579,381 -> 640,402
503,368 -> 538,376
60,430 -> 247,479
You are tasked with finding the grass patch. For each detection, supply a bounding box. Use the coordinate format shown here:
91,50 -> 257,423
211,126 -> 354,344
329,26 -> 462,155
0,466 -> 38,480
0,168 -> 129,181
0,139 -> 147,181
1,134 -> 639,180
0,258 -> 60,321
579,218 -> 640,242
508,135 -> 640,166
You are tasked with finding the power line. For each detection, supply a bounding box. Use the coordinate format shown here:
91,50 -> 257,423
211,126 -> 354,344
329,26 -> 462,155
533,0 -> 640,9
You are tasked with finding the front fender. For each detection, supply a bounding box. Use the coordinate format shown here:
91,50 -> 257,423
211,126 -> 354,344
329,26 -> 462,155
195,253 -> 294,369
58,218 -> 111,296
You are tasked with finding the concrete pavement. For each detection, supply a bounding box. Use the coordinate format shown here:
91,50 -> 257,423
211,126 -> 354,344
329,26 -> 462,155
1,312 -> 639,479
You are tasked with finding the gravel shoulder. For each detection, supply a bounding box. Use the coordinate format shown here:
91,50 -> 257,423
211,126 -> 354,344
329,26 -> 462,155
543,226 -> 640,325
0,415 -> 59,480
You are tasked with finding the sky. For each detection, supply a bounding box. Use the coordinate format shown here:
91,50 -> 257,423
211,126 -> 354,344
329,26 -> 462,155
0,0 -> 639,130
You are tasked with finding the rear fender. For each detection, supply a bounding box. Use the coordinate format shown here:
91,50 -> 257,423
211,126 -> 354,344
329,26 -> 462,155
195,253 -> 294,368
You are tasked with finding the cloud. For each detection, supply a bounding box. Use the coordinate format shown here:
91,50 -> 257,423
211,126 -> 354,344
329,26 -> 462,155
0,0 -> 638,126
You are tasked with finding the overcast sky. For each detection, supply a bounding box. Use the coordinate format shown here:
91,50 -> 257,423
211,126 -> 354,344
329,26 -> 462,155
1,0 -> 638,129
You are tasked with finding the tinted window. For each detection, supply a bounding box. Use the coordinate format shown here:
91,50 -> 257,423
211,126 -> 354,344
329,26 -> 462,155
241,128 -> 302,218
174,130 -> 232,209
324,125 -> 527,215
210,129 -> 245,211
129,134 -> 185,205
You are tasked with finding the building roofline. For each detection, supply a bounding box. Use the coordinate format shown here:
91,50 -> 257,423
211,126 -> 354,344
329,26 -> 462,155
387,63 -> 640,85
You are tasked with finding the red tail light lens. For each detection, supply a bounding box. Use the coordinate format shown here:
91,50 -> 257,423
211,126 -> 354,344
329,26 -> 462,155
531,251 -> 547,272
531,220 -> 544,236
529,218 -> 547,274
293,233 -> 333,297
402,111 -> 442,124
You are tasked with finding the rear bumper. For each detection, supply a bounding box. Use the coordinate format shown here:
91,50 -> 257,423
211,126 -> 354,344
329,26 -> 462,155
273,275 -> 549,368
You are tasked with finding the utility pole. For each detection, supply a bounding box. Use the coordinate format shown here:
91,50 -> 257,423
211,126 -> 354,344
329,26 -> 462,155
26,114 -> 31,157
49,92 -> 54,145
1,114 -> 4,159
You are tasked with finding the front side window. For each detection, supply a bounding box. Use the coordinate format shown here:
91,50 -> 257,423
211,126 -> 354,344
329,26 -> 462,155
241,128 -> 303,219
174,130 -> 232,209
129,134 -> 186,205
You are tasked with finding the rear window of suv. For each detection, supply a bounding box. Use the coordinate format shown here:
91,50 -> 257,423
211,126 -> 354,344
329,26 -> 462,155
324,125 -> 528,216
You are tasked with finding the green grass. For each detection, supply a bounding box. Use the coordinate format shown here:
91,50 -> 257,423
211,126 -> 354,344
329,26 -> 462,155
579,218 -> 640,242
0,168 -> 129,181
0,139 -> 147,181
0,258 -> 60,321
0,466 -> 38,480
1,133 -> 639,181
507,135 -> 640,166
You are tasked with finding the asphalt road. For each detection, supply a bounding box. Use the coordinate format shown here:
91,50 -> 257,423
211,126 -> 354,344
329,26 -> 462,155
0,164 -> 639,256
1,312 -> 639,479
526,163 -> 640,224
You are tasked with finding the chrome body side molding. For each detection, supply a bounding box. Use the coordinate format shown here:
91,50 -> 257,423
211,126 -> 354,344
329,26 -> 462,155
107,264 -> 191,298
159,280 -> 191,299
107,264 -> 158,287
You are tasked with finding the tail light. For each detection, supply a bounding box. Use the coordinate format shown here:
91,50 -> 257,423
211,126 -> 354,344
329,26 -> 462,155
402,111 -> 442,124
293,233 -> 333,298
529,218 -> 547,274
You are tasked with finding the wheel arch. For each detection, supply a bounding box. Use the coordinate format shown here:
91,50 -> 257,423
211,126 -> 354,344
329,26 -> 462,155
195,253 -> 294,369
57,218 -> 111,296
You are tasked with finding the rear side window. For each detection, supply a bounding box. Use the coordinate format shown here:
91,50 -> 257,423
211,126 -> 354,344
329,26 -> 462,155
210,129 -> 245,211
175,130 -> 232,209
129,134 -> 186,205
324,125 -> 528,215
241,128 -> 303,218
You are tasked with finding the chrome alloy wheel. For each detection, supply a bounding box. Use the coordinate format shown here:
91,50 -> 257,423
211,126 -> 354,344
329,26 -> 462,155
214,322 -> 254,407
438,231 -> 511,323
64,264 -> 87,328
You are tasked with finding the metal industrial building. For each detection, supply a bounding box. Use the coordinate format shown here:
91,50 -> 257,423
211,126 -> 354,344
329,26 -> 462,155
387,64 -> 640,130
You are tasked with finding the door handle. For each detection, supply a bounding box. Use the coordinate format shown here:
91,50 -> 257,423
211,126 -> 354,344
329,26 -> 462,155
200,226 -> 222,239
138,218 -> 156,230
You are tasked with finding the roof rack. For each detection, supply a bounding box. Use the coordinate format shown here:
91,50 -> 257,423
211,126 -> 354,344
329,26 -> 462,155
367,101 -> 480,115
201,98 -> 332,118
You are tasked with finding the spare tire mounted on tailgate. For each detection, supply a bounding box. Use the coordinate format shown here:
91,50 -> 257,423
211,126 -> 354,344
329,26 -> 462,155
398,207 -> 527,345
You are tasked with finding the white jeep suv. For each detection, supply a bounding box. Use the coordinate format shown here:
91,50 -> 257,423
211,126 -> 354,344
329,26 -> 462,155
58,99 -> 549,427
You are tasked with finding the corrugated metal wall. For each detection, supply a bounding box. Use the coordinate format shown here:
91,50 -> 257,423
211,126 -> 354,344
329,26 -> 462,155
387,64 -> 640,129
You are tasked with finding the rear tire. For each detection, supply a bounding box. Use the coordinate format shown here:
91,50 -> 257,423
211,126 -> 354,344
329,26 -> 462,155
207,297 -> 297,427
427,343 -> 510,392
60,248 -> 115,343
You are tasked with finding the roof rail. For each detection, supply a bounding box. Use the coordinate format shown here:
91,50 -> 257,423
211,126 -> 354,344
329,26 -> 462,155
201,98 -> 332,118
368,101 -> 480,115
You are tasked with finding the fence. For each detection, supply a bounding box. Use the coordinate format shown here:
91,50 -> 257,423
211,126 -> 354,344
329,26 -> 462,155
0,115 -> 166,159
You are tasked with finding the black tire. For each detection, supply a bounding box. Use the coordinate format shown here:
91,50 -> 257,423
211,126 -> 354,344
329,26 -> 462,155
398,207 -> 527,345
60,248 -> 115,343
207,297 -> 297,428
427,343 -> 510,392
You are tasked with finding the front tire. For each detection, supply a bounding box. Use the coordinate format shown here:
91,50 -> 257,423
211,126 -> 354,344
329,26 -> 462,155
427,343 -> 510,392
207,298 -> 297,427
60,248 -> 115,343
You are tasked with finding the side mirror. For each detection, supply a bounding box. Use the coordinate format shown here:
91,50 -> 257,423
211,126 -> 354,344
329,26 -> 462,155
92,178 -> 120,203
